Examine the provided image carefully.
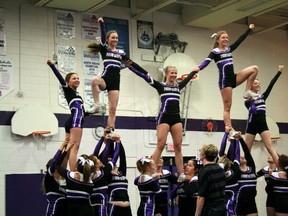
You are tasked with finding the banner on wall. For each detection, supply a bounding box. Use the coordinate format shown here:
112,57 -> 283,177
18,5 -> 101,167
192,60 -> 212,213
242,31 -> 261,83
0,8 -> 4,32
82,14 -> 101,40
58,85 -> 69,110
0,8 -> 6,55
0,32 -> 6,55
137,20 -> 154,50
56,45 -> 76,109
82,49 -> 102,76
57,45 -> 76,73
0,56 -> 13,99
104,17 -> 130,57
82,48 -> 107,105
56,10 -> 75,39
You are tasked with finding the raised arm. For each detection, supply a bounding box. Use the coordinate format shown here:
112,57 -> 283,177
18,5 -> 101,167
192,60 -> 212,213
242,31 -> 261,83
262,65 -> 284,100
47,60 -> 66,86
98,17 -> 106,45
126,60 -> 153,83
197,52 -> 216,71
178,71 -> 198,90
93,136 -> 105,157
227,139 -> 240,162
49,137 -> 69,174
118,141 -> 127,176
55,141 -> 74,178
219,132 -> 229,157
239,138 -> 255,171
229,24 -> 254,51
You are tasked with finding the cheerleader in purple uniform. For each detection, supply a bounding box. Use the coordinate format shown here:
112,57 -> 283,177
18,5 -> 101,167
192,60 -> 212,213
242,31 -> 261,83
47,60 -> 87,171
107,141 -> 132,216
218,124 -> 241,216
55,142 -> 95,216
235,136 -> 258,216
134,156 -> 162,216
126,60 -> 198,178
256,156 -> 277,216
43,137 -> 69,216
193,24 -> 258,133
244,65 -> 284,165
267,154 -> 288,215
171,159 -> 200,216
87,17 -> 129,138
90,135 -> 121,216
154,157 -> 178,216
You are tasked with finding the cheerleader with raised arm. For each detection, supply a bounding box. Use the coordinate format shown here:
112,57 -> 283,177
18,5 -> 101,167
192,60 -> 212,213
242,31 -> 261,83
55,142 -> 95,216
89,135 -> 121,216
107,141 -> 132,216
126,60 -> 198,180
87,17 -> 130,139
193,24 -> 258,136
219,124 -> 241,216
43,137 -> 69,216
244,65 -> 284,166
47,60 -> 88,171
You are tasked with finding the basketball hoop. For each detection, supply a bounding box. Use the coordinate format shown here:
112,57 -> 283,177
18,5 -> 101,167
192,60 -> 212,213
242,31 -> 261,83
32,131 -> 51,151
177,73 -> 198,82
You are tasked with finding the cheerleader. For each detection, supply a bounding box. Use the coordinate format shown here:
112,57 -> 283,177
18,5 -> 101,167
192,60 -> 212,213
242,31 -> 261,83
219,124 -> 241,216
193,24 -> 258,134
267,154 -> 288,215
87,17 -> 129,138
171,159 -> 200,216
126,60 -> 198,178
244,65 -> 284,165
90,135 -> 121,216
154,157 -> 178,216
257,156 -> 277,216
47,60 -> 88,171
134,156 -> 162,216
43,137 -> 68,216
107,141 -> 132,216
55,142 -> 95,216
236,136 -> 258,216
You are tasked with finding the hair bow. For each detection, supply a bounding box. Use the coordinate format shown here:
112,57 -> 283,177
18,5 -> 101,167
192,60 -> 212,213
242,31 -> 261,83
78,156 -> 94,167
139,156 -> 151,165
211,33 -> 217,39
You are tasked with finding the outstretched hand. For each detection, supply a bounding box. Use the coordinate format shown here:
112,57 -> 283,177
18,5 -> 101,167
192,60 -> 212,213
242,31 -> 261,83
97,17 -> 104,23
125,59 -> 133,67
233,131 -> 242,140
65,142 -> 74,152
249,24 -> 255,29
225,123 -> 233,133
191,67 -> 200,72
47,60 -> 53,66
60,136 -> 70,150
279,65 -> 284,72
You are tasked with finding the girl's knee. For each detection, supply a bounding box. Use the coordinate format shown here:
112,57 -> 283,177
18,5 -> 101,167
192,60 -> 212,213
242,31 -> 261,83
173,143 -> 182,152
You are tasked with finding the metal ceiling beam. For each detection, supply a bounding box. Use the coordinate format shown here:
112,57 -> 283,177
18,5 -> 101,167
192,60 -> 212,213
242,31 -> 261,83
35,0 -> 52,7
85,0 -> 114,13
252,20 -> 288,34
133,0 -> 176,19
